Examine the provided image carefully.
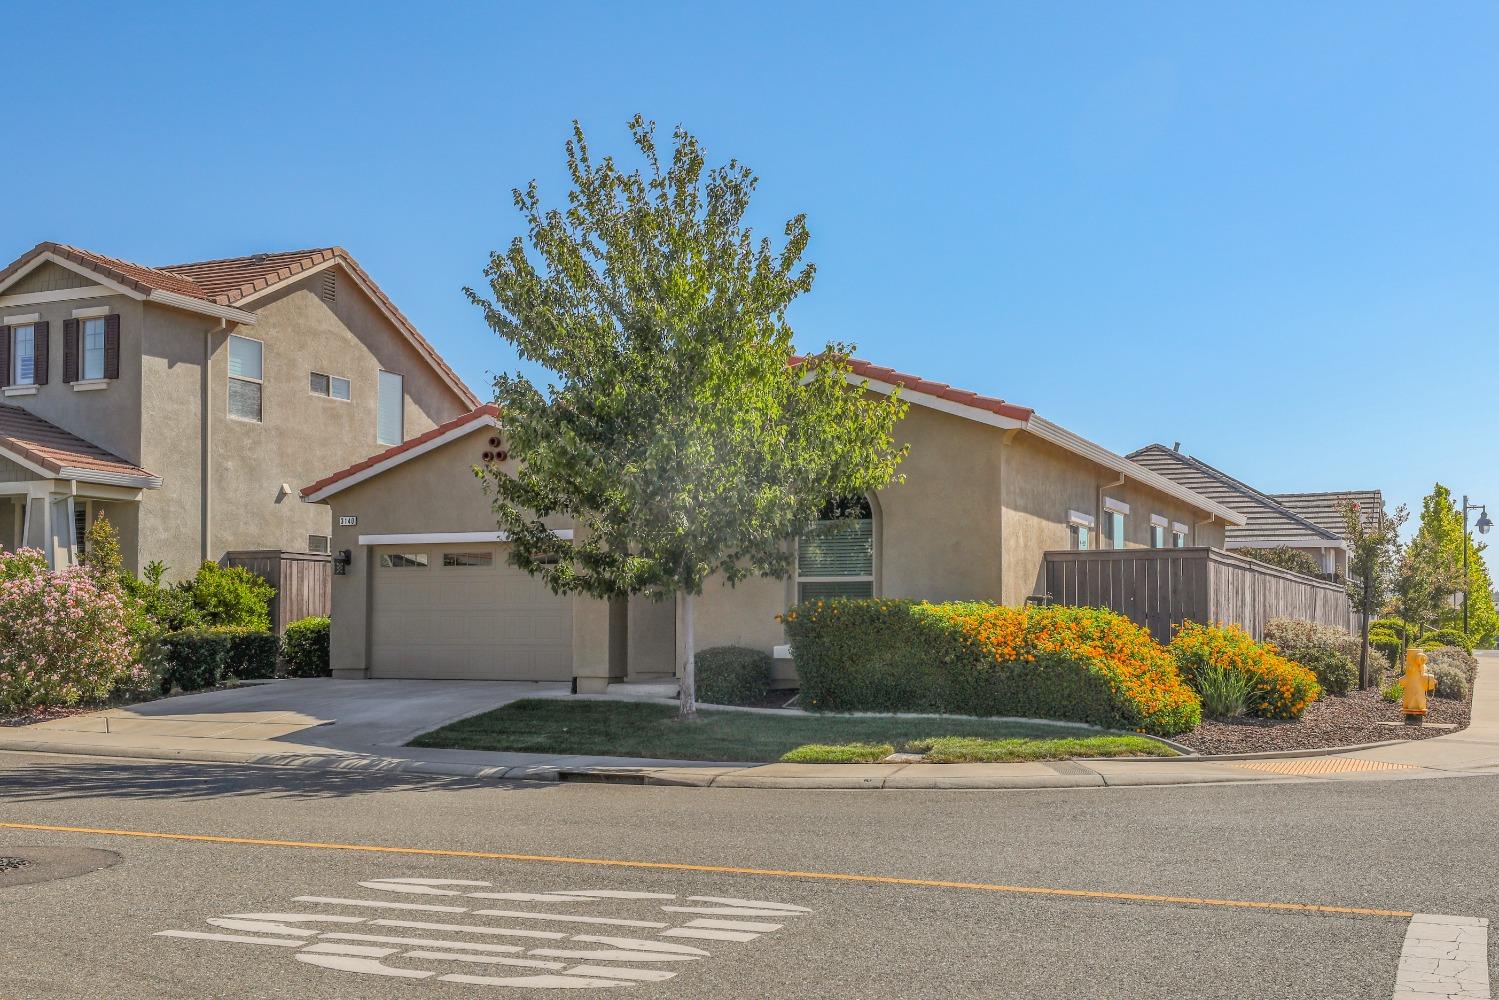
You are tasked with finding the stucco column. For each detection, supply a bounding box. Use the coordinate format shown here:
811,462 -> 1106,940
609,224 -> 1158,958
572,593 -> 619,694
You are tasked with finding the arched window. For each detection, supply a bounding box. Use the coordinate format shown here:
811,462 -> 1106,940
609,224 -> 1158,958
797,496 -> 875,601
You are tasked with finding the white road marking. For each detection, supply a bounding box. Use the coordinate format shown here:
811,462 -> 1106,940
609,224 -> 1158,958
472,909 -> 668,929
687,896 -> 811,912
154,930 -> 305,947
681,918 -> 783,932
374,918 -> 567,941
294,896 -> 468,913
158,878 -> 814,990
1394,913 -> 1490,1000
439,972 -> 630,989
660,927 -> 762,942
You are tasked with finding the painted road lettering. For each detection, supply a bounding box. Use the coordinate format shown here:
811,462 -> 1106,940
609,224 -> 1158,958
155,876 -> 810,989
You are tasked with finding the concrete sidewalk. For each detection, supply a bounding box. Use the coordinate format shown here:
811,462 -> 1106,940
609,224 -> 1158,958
2,656 -> 1497,790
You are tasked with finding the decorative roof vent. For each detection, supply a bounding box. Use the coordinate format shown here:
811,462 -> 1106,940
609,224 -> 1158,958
321,271 -> 336,303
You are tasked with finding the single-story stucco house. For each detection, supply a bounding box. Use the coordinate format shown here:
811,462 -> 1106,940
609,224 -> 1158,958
301,360 -> 1245,689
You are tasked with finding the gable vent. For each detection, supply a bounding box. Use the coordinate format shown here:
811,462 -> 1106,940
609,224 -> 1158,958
320,271 -> 337,303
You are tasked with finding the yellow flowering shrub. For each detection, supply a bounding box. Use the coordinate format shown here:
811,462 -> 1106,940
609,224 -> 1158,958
781,599 -> 1201,736
1168,621 -> 1320,719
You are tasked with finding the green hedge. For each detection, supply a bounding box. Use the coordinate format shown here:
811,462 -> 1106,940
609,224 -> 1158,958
694,646 -> 772,706
782,600 -> 1201,736
282,616 -> 331,677
1421,628 -> 1475,652
220,629 -> 279,680
160,630 -> 231,692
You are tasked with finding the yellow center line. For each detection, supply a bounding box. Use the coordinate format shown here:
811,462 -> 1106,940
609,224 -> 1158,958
0,821 -> 1413,919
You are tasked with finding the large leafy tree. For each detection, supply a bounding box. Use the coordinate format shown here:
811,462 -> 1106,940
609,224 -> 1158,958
1414,484 -> 1498,647
1341,500 -> 1405,688
466,117 -> 909,717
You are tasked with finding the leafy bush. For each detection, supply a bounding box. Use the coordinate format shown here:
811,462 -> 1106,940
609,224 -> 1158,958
1238,547 -> 1324,578
218,629 -> 279,680
1430,662 -> 1470,700
782,600 -> 1201,736
1381,679 -> 1403,703
282,617 -> 331,678
178,562 -> 275,631
1371,618 -> 1408,641
123,568 -> 204,636
1370,632 -> 1403,670
160,630 -> 231,692
1191,661 -> 1259,718
1421,628 -> 1475,652
0,548 -> 142,711
694,646 -> 772,706
1284,645 -> 1359,697
1424,646 -> 1478,685
1262,618 -> 1362,695
1169,622 -> 1321,719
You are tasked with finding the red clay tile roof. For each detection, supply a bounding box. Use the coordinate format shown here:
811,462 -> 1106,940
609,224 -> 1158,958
0,242 -> 478,408
811,356 -> 1035,422
301,404 -> 500,499
0,404 -> 159,484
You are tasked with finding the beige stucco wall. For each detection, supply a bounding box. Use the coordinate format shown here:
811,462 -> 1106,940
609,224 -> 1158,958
317,425 -> 569,677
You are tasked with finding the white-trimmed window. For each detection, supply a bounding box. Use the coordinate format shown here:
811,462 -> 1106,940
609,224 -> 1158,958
377,370 -> 403,445
1149,513 -> 1168,548
1068,510 -> 1094,550
311,372 -> 351,401
12,324 -> 36,385
1171,522 -> 1189,548
1103,497 -> 1129,549
81,318 -> 106,381
228,335 -> 264,422
797,497 -> 875,601
378,552 -> 428,568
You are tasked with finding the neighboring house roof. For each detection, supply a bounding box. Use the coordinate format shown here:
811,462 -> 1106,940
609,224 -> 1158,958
835,360 -> 1245,526
301,404 -> 500,502
1127,444 -> 1342,547
0,404 -> 160,488
0,242 -> 479,408
1271,490 -> 1385,541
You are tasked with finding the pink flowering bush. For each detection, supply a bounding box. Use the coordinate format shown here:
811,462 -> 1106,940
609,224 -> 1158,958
0,548 -> 143,712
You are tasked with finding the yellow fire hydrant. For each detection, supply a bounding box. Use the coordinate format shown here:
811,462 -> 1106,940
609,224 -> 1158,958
1402,648 -> 1437,725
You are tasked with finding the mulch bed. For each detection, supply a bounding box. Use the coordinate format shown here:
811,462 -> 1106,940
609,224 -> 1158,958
1174,685 -> 1473,755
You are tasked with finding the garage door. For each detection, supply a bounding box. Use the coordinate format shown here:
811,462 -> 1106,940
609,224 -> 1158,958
369,543 -> 572,680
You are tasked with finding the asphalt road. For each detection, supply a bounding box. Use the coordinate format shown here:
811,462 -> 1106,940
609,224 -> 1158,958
0,751 -> 1494,999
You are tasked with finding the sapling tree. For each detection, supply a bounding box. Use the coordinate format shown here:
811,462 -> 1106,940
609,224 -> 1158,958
1341,500 -> 1404,688
466,117 -> 908,717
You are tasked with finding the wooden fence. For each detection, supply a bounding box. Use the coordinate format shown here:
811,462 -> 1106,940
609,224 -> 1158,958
223,550 -> 332,635
1042,547 -> 1356,643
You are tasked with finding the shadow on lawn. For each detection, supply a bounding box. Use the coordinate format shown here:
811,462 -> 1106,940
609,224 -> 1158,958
0,758 -> 556,803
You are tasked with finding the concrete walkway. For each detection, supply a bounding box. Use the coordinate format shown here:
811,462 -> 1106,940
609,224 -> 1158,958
3,655 -> 1498,790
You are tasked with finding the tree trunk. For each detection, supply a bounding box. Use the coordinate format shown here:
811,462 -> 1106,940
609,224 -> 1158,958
678,589 -> 697,719
1359,577 -> 1372,690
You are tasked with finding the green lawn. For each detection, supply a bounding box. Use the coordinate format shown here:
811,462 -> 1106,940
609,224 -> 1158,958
410,699 -> 1175,763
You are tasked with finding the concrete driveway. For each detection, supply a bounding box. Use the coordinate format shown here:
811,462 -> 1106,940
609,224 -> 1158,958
10,679 -> 565,761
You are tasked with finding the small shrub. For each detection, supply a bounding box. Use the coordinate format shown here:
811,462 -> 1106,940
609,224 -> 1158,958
1370,632 -> 1402,670
783,600 -> 1201,736
1429,662 -> 1470,700
1381,679 -> 1403,703
694,646 -> 772,706
218,629 -> 279,681
1424,646 -> 1478,685
1191,661 -> 1259,718
282,616 -> 331,678
1370,618 -> 1408,641
1169,622 -> 1321,719
0,548 -> 141,711
1283,645 -> 1359,697
178,562 -> 275,631
1421,628 -> 1475,652
160,630 -> 231,692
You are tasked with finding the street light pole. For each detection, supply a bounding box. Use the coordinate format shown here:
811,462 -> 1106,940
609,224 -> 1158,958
1462,495 -> 1493,636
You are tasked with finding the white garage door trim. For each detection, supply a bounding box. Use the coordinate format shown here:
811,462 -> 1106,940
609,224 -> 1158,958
359,529 -> 574,545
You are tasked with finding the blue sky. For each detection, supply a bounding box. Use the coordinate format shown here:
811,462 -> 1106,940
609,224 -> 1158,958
5,2 -> 1495,527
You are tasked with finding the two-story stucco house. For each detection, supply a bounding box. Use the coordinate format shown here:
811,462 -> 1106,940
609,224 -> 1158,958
0,243 -> 477,578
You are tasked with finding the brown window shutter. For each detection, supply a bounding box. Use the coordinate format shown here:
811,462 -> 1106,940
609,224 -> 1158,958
62,318 -> 79,383
0,326 -> 9,389
32,321 -> 48,385
104,314 -> 121,380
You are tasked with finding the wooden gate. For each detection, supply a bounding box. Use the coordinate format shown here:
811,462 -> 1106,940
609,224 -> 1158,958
223,550 -> 332,635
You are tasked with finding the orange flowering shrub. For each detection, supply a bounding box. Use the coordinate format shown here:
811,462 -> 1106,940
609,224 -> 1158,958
781,599 -> 1201,735
1168,621 -> 1320,719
